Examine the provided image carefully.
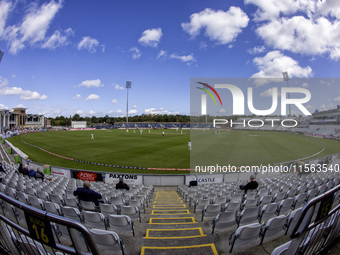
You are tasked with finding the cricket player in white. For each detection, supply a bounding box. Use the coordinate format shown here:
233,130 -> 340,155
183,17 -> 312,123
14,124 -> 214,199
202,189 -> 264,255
91,134 -> 94,140
188,140 -> 192,150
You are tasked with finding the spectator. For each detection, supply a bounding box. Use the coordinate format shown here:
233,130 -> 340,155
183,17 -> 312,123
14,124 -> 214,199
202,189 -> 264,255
116,177 -> 130,190
22,165 -> 29,175
35,168 -> 45,181
189,176 -> 197,187
73,180 -> 102,206
240,175 -> 258,193
18,163 -> 23,174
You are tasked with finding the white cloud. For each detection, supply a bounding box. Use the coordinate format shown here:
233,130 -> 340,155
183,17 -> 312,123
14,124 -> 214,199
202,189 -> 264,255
244,0 -> 300,21
73,94 -> 81,100
42,28 -> 73,49
77,36 -> 100,53
2,0 -> 63,54
251,51 -> 312,86
170,53 -> 196,63
0,104 -> 9,110
335,96 -> 340,101
248,46 -> 266,55
15,104 -> 26,108
138,28 -> 163,47
302,82 -> 309,88
181,6 -> 249,45
144,108 -> 180,115
112,99 -> 118,103
260,88 -> 280,98
114,84 -> 124,90
157,50 -> 167,59
128,109 -> 138,115
129,47 -> 141,59
85,94 -> 100,100
0,79 -> 47,101
76,110 -> 84,115
78,79 -> 103,88
0,1 -> 12,37
246,0 -> 340,60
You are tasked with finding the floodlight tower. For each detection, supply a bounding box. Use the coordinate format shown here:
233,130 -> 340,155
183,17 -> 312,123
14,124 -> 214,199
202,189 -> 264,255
126,81 -> 132,123
282,71 -> 291,116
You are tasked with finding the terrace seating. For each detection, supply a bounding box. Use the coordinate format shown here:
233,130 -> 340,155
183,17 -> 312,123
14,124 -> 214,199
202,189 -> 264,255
202,204 -> 221,221
120,205 -> 141,223
238,207 -> 259,226
108,215 -> 135,236
259,203 -> 279,223
260,215 -> 288,244
61,206 -> 83,223
83,211 -> 106,230
229,223 -> 262,253
194,199 -> 210,213
211,210 -> 237,234
89,228 -> 125,255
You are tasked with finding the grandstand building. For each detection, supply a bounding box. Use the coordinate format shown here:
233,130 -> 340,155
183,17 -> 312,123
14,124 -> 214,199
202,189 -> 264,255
0,107 -> 46,130
311,105 -> 340,125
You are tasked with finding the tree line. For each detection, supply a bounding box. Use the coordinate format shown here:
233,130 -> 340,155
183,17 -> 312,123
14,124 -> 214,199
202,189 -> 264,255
49,114 -> 191,126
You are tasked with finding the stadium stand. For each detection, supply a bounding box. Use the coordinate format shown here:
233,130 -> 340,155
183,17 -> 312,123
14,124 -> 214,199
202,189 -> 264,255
0,152 -> 339,254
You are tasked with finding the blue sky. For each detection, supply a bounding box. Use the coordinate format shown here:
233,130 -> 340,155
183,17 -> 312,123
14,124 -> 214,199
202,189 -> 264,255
0,0 -> 340,117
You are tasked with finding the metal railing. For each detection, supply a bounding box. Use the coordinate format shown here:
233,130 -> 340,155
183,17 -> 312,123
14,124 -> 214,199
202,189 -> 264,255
287,184 -> 340,255
0,192 -> 101,255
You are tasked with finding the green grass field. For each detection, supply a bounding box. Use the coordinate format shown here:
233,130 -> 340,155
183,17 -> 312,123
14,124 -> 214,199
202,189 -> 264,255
8,129 -> 191,174
7,129 -> 340,174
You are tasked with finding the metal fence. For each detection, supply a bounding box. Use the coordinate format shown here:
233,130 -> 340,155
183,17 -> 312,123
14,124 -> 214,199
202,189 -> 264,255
0,192 -> 102,255
287,184 -> 340,254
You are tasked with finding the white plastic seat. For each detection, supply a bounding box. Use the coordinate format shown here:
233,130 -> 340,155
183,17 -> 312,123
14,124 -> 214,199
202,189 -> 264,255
272,192 -> 286,202
211,210 -> 237,234
202,204 -> 221,221
223,201 -> 241,212
285,208 -> 302,236
271,241 -> 291,255
65,198 -> 80,209
36,190 -> 50,201
28,196 -> 45,210
89,228 -> 125,255
242,199 -> 257,210
194,199 -> 210,213
230,193 -> 243,202
120,205 -> 141,223
49,194 -> 65,206
80,200 -> 97,212
292,193 -> 307,210
259,203 -> 279,223
129,199 -> 145,214
214,196 -> 227,207
16,191 -> 29,205
306,189 -> 318,202
83,211 -> 106,229
25,187 -> 37,196
238,206 -> 259,226
111,196 -> 126,209
44,201 -> 62,216
108,214 -> 135,236
61,206 -> 82,222
277,198 -> 294,215
260,214 -> 288,244
229,222 -> 262,253
257,195 -> 273,206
